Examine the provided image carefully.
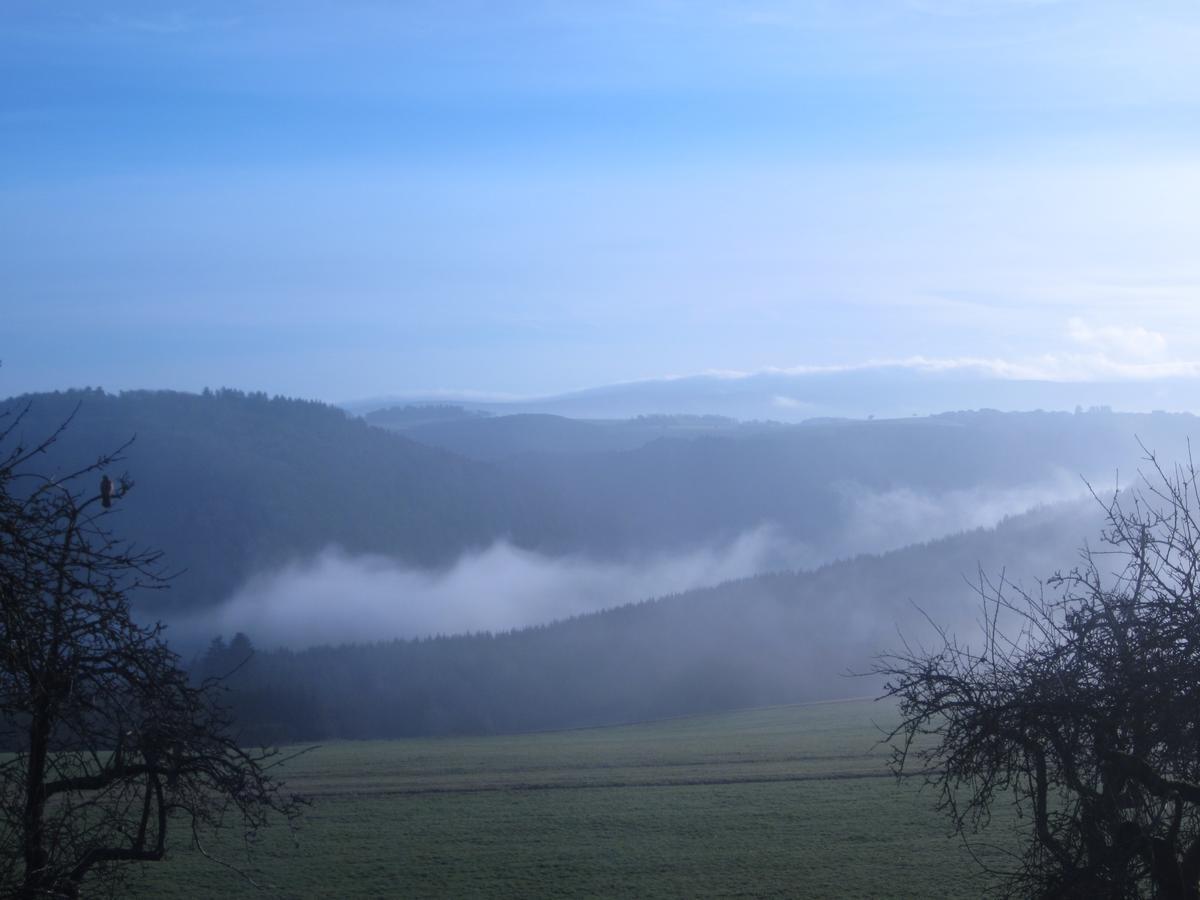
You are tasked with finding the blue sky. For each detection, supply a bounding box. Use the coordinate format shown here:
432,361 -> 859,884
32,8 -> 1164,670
3,1 -> 1200,401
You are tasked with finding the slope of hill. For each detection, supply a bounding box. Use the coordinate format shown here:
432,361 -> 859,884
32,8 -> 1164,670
0,389 -> 568,613
205,499 -> 1101,740
487,408 -> 1194,556
366,409 -> 763,461
356,405 -> 1198,563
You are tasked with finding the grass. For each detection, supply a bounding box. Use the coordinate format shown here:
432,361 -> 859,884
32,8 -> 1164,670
128,699 -> 1009,898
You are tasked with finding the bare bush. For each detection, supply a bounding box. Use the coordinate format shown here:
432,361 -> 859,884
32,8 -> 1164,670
877,445 -> 1200,899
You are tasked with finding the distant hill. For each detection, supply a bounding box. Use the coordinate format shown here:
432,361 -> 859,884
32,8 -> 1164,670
207,499 -> 1102,740
345,366 -> 1200,422
364,404 -> 491,429
403,407 -> 1198,560
0,389 -> 568,614
370,409 -> 765,461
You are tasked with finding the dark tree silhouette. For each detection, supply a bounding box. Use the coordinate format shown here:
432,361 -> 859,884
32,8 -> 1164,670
877,446 -> 1200,899
0,403 -> 303,899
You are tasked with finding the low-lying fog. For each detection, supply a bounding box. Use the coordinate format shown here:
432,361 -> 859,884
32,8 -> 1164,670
183,476 -> 1090,648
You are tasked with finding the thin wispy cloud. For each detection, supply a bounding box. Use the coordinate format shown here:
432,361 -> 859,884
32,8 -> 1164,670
1066,319 -> 1169,362
690,315 -> 1200,384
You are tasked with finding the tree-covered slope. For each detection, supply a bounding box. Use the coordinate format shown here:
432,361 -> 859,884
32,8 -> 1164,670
207,499 -> 1099,741
1,389 -> 567,612
489,408 -> 1196,554
369,408 -> 768,461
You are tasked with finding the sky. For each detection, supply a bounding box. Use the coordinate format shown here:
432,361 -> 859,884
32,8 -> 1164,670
3,0 -> 1200,402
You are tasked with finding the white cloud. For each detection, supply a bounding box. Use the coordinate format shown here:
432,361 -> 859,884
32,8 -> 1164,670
771,395 -> 815,409
864,353 -> 1200,382
179,478 -> 1089,649
1066,318 -> 1169,362
839,474 -> 1087,552
729,350 -> 1200,383
180,529 -> 800,648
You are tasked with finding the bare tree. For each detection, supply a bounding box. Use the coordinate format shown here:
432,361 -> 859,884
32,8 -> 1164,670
0,402 -> 303,899
876,446 -> 1200,899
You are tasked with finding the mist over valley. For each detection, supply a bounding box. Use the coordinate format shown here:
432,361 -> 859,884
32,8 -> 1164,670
1,386 -> 1182,738
6,388 -> 1178,645
193,473 -> 1089,648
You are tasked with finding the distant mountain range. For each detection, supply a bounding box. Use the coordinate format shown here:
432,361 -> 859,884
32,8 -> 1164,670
345,365 -> 1200,421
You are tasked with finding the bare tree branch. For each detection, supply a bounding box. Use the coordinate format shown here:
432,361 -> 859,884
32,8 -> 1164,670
876,445 -> 1200,899
0,402 -> 305,899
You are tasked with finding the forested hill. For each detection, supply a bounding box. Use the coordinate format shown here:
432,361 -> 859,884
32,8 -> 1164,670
366,408 -> 769,460
204,499 -> 1100,741
5,389 -> 1197,622
387,404 -> 1198,556
0,389 -> 567,612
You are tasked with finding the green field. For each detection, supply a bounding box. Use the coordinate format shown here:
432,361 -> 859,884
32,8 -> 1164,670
130,699 -> 1007,898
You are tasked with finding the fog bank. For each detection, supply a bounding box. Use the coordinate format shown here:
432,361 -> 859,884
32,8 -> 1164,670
180,527 -> 798,648
181,478 -> 1091,649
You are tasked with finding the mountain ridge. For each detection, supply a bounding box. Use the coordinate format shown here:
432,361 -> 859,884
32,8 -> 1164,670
345,366 -> 1200,421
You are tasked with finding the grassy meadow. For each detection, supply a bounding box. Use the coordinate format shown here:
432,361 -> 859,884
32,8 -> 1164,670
129,699 -> 1008,898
